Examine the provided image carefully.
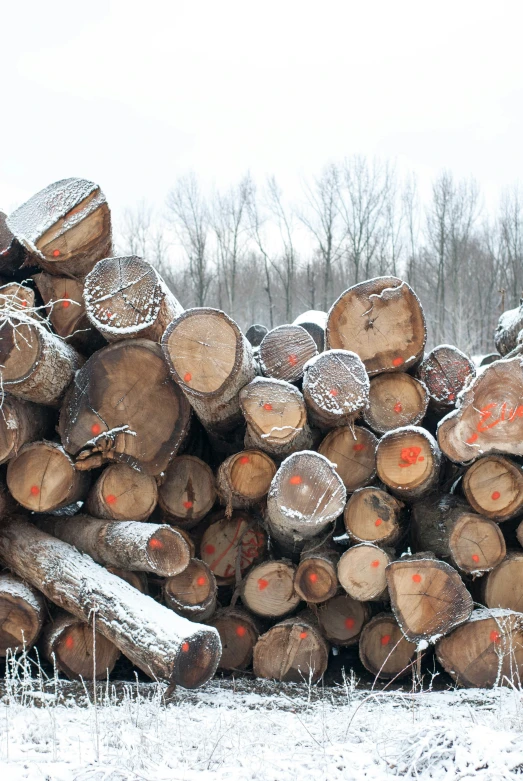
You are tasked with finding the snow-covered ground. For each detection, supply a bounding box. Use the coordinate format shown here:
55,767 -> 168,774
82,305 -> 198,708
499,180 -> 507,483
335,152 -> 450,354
1,671 -> 523,780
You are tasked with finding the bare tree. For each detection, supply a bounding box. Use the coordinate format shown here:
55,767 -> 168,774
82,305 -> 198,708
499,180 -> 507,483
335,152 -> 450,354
211,176 -> 250,319
498,184 -> 523,308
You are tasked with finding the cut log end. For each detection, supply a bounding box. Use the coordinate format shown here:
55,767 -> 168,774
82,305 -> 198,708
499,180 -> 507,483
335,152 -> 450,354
158,455 -> 216,527
463,456 -> 523,521
259,324 -> 318,383
242,560 -> 300,618
86,463 -> 158,521
316,594 -> 370,646
344,487 -> 404,546
338,544 -> 390,601
318,425 -> 377,492
0,574 -> 45,656
363,372 -> 428,434
302,349 -> 369,429
200,511 -> 267,584
376,426 -> 441,498
217,449 -> 276,513
164,559 -> 217,621
417,345 -> 475,409
253,615 -> 329,683
206,607 -> 259,671
42,614 -> 120,680
294,556 -> 338,603
359,613 -> 417,679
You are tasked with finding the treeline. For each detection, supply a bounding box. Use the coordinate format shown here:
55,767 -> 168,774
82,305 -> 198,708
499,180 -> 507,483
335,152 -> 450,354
117,157 -> 523,355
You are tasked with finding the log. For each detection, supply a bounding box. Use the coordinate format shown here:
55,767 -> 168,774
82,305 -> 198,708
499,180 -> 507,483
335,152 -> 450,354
292,310 -> 327,352
0,574 -> 46,655
245,323 -> 268,347
302,350 -> 369,431
0,210 -> 25,275
363,373 -> 428,434
437,357 -> 523,462
463,455 -> 523,521
0,314 -> 84,406
358,613 -> 416,679
0,395 -> 50,465
315,594 -> 370,646
158,455 -> 216,529
376,425 -> 441,499
206,607 -> 259,671
482,552 -> 523,612
199,511 -> 267,585
495,303 -> 523,356
39,515 -> 191,577
42,612 -> 120,680
216,449 -> 276,516
0,283 -> 35,313
417,345 -> 475,410
7,440 -> 90,512
84,256 -> 183,343
411,494 -> 506,574
318,425 -> 377,492
253,612 -> 329,683
59,339 -> 191,475
266,451 -> 346,550
480,353 -> 501,367
164,558 -> 217,621
344,487 -> 404,546
293,539 -> 339,603
386,556 -> 473,643
437,609 -> 523,688
7,178 -> 112,278
162,308 -> 256,436
107,568 -> 148,593
338,544 -> 391,601
86,463 -> 158,521
240,377 -> 314,459
258,324 -> 318,383
0,516 -> 221,687
326,276 -> 426,375
241,560 -> 300,618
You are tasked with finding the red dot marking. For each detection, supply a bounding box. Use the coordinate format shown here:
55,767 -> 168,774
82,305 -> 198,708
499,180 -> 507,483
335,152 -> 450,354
183,500 -> 193,509
52,249 -> 60,257
184,372 -> 192,383
490,630 -> 500,644
106,494 -> 117,504
239,456 -> 250,464
30,485 -> 40,496
448,393 -> 455,401
258,578 -> 269,590
263,403 -> 273,411
353,443 -> 365,452
299,631 -> 308,639
381,634 -> 391,646
204,544 -> 215,555
418,456 -> 425,462
64,635 -> 74,650
467,433 -> 478,444
290,475 -> 302,485
288,354 -> 298,367
196,576 -> 206,586
149,538 -> 163,550
91,423 -> 101,435
375,518 -> 383,527
345,617 -> 355,630
491,491 -> 501,501
62,300 -> 70,308
394,402 -> 402,414
371,560 -> 380,568
236,625 -> 247,637
392,357 -> 404,367
309,572 -> 318,583
412,574 -> 422,583
472,554 -> 480,563
329,389 -> 338,396
21,300 -> 27,307
181,642 -> 189,652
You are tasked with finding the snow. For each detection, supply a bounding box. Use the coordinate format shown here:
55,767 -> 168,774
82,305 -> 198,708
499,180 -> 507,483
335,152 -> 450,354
1,677 -> 523,779
293,310 -> 327,329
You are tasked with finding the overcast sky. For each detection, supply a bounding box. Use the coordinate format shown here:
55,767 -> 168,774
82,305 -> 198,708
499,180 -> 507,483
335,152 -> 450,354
1,0 -> 522,219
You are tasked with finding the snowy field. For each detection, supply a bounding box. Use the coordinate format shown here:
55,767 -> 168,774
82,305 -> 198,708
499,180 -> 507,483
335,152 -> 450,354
1,671 -> 523,780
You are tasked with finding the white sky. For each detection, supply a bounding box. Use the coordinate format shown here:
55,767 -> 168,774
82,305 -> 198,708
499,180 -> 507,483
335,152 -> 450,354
1,0 -> 522,218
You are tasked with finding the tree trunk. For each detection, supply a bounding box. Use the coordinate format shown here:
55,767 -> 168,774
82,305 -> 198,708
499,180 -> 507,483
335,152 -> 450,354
344,487 -> 404,546
0,516 -> 221,687
199,510 -> 267,585
363,373 -> 428,434
0,315 -> 84,406
359,612 -> 416,679
216,449 -> 276,516
495,303 -> 523,356
162,308 -> 256,437
417,345 -> 475,410
241,560 -> 300,618
164,558 -> 217,621
157,455 -> 216,529
86,463 -> 158,521
376,425 -> 441,498
338,544 -> 391,601
463,455 -> 523,521
0,395 -> 50,465
294,539 -> 339,603
292,310 -> 327,352
0,573 -> 46,656
206,607 -> 259,671
59,339 -> 191,475
302,350 -> 369,430
38,515 -> 191,577
240,377 -> 314,460
7,178 -> 112,278
315,593 -> 370,646
326,276 -> 426,375
318,425 -> 377,492
41,611 -> 120,680
258,324 -> 318,383
245,323 -> 268,347
482,552 -> 523,612
7,440 -> 90,512
253,611 -> 329,683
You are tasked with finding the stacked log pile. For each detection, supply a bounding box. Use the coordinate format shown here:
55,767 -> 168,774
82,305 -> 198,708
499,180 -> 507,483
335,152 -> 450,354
0,178 -> 523,691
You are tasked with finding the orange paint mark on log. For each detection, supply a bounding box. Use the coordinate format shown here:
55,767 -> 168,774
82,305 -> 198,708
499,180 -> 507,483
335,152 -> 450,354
62,300 -> 70,308
196,576 -> 206,586
394,402 -> 402,414
490,630 -> 501,644
381,634 -> 391,646
21,300 -> 27,307
183,500 -> 193,509
184,372 -> 192,383
448,393 -> 455,401
399,446 -> 422,468
491,491 -> 501,500
290,475 -> 302,485
412,574 -> 422,583
91,423 -> 101,435
309,572 -> 318,583
64,635 -> 74,649
106,494 -> 117,504
345,617 -> 355,630
149,538 -> 163,550
239,456 -> 250,464
52,249 -> 60,257
258,578 -> 269,590
371,560 -> 380,568
472,554 -> 480,563
329,389 -> 338,396
375,518 -> 383,527
418,456 -> 425,461
353,443 -> 365,452
288,354 -> 298,366
467,432 -> 479,444
299,631 -> 308,639
263,403 -> 273,411
236,625 -> 247,637
30,485 -> 40,496
392,357 -> 404,367
181,642 -> 189,652
204,544 -> 215,555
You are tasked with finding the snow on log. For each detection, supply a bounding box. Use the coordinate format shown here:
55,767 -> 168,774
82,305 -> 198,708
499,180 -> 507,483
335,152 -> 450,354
164,558 -> 217,621
0,573 -> 46,656
157,455 -> 216,529
206,607 -> 259,671
417,344 -> 475,410
293,539 -> 339,603
376,425 -> 441,499
241,560 -> 300,618
462,455 -> 523,521
344,486 -> 404,546
86,463 -> 158,521
302,350 -> 369,430
199,510 -> 267,585
292,310 -> 327,352
0,395 -> 50,465
338,544 -> 391,601
216,449 -> 276,516
481,552 -> 523,612
107,567 -> 148,593
42,612 -> 121,680
326,276 -> 426,375
258,324 -> 318,383
7,178 -> 112,278
0,516 -> 221,687
495,303 -> 523,356
315,594 -> 370,646
363,372 -> 428,434
245,323 -> 268,347
253,611 -> 329,683
318,424 -> 377,492
359,613 -> 416,679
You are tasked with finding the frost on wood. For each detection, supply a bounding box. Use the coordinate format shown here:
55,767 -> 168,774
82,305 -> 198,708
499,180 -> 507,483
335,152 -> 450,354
258,324 -> 318,383
417,344 -> 476,409
302,349 -> 369,429
495,303 -> 523,356
0,572 -> 45,656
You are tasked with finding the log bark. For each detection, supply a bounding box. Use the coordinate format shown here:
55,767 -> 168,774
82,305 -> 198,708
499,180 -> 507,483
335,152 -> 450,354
359,612 -> 417,679
42,612 -> 120,680
417,345 -> 475,410
7,178 -> 112,278
158,455 -> 216,529
436,608 -> 523,688
482,552 -> 523,612
86,463 -> 158,521
245,323 -> 268,347
294,539 -> 339,603
386,555 -> 473,643
437,357 -> 523,463
0,315 -> 84,406
0,395 -> 50,465
0,516 -> 221,687
164,558 -> 217,621
84,256 -> 183,343
376,425 -> 441,499
258,324 -> 318,383
216,449 -> 276,516
266,451 -> 346,550
363,373 -> 428,434
162,308 -> 256,437
463,455 -> 523,521
0,211 -> 25,275
39,515 -> 191,577
495,303 -> 523,356
7,440 -> 90,512
253,611 -> 329,683
206,607 -> 259,671
0,573 -> 46,655
338,544 -> 391,601
292,310 -> 327,352
318,424 -> 377,492
302,350 -> 369,430
106,568 -> 148,593
326,276 -> 426,375
199,510 -> 267,585
315,593 -> 370,646
241,560 -> 301,618
240,377 -> 314,459
344,487 -> 404,546
59,339 -> 191,475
